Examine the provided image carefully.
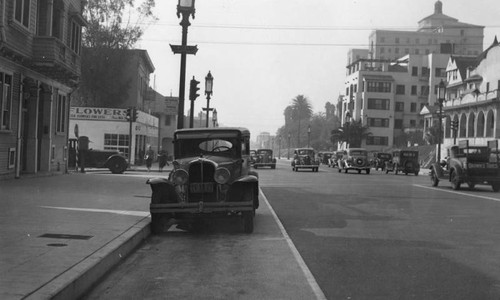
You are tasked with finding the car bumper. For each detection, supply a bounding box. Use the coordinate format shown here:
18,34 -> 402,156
150,201 -> 254,214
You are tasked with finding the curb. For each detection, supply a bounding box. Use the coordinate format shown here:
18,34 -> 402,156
26,217 -> 151,300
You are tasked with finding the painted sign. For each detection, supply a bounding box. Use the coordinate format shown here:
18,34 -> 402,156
70,107 -> 127,121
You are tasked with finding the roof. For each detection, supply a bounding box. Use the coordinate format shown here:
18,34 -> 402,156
450,56 -> 478,79
476,36 -> 499,62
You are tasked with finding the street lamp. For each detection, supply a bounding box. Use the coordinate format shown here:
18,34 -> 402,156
212,108 -> 217,127
437,79 -> 446,162
203,71 -> 214,127
287,133 -> 291,160
171,0 -> 198,129
307,125 -> 311,148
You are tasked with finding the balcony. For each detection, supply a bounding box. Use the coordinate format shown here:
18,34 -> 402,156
31,36 -> 81,87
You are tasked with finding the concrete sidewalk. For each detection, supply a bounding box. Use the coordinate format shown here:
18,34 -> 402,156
0,167 -> 322,300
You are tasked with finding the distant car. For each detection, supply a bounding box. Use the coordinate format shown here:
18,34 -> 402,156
318,151 -> 334,165
430,140 -> 500,191
291,148 -> 320,172
338,148 -> 370,174
147,127 -> 259,234
249,150 -> 257,165
82,149 -> 128,174
372,152 -> 392,171
254,149 -> 276,169
386,150 -> 420,175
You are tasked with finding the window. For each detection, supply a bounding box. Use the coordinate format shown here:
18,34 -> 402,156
366,82 -> 391,93
394,119 -> 403,129
420,86 -> 429,96
410,120 -> 417,127
421,67 -> 430,77
416,38 -> 420,44
395,48 -> 400,54
104,134 -> 130,156
9,148 -> 16,169
380,37 -> 385,43
14,0 -> 30,28
70,19 -> 82,54
56,94 -> 67,133
396,85 -> 405,95
0,73 -> 13,130
405,48 -> 409,54
368,118 -> 389,127
366,136 -> 388,146
380,47 -> 385,54
395,102 -> 404,111
412,67 -> 418,76
435,68 -> 446,77
486,82 -> 490,93
411,85 -> 417,95
395,37 -> 400,44
367,98 -> 390,110
164,115 -> 172,126
410,103 -> 417,112
415,49 -> 420,55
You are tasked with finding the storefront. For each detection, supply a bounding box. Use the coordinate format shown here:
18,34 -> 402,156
69,107 -> 159,165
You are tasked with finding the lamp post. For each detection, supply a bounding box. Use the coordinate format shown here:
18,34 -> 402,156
437,79 -> 446,162
212,108 -> 217,127
307,125 -> 311,148
203,71 -> 213,127
287,133 -> 291,160
171,0 -> 198,129
278,135 -> 281,159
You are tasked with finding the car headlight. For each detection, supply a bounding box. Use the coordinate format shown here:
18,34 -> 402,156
172,169 -> 188,185
214,167 -> 230,184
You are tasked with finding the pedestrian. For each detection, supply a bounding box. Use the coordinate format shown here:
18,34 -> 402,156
158,148 -> 168,172
144,145 -> 155,172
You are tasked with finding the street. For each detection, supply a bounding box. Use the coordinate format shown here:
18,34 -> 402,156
82,160 -> 500,299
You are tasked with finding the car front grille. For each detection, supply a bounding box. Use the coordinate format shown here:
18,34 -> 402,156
188,161 -> 217,202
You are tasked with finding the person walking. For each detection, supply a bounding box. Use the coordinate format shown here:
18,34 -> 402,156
144,145 -> 155,172
158,148 -> 169,172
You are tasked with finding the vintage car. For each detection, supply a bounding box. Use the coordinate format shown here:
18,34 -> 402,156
386,150 -> 420,175
70,138 -> 128,174
253,149 -> 276,169
430,140 -> 500,191
338,148 -> 370,174
146,128 -> 259,234
291,148 -> 320,172
372,152 -> 392,171
249,150 -> 257,165
318,151 -> 334,165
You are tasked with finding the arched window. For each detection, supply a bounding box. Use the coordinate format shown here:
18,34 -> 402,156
459,113 -> 467,137
467,112 -> 475,137
486,110 -> 495,137
477,111 -> 485,137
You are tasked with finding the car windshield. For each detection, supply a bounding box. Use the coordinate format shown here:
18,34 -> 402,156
257,150 -> 272,155
175,138 -> 239,158
298,150 -> 314,156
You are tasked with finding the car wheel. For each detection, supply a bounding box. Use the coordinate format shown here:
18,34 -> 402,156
385,169 -> 389,174
243,211 -> 254,233
492,183 -> 500,192
414,171 -> 419,176
358,169 -> 361,174
109,159 -> 126,174
468,183 -> 476,190
450,171 -> 461,190
344,169 -> 348,173
366,169 -> 370,175
338,168 -> 341,173
430,169 -> 439,187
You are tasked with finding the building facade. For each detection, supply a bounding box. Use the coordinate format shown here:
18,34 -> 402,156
0,0 -> 84,179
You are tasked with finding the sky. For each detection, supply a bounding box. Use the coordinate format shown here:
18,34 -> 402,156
135,0 -> 500,139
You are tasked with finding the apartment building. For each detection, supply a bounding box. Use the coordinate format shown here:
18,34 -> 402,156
0,0 -> 85,179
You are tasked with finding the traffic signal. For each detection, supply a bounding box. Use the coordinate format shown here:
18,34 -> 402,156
189,76 -> 200,101
125,107 -> 132,121
132,108 -> 138,122
451,120 -> 458,131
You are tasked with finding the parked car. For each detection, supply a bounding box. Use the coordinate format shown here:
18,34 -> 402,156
70,138 -> 128,174
291,148 -> 320,172
254,149 -> 276,169
386,150 -> 420,175
338,148 -> 370,174
372,152 -> 392,171
430,140 -> 500,191
146,128 -> 259,234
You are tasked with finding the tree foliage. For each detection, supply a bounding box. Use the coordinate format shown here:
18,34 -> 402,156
331,120 -> 371,148
76,0 -> 157,107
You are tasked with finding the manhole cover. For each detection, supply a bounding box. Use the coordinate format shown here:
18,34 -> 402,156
39,233 -> 93,240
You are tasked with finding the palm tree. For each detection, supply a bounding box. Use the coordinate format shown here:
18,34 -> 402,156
291,95 -> 312,147
331,120 -> 371,148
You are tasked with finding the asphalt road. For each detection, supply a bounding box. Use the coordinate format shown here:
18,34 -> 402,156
83,161 -> 500,299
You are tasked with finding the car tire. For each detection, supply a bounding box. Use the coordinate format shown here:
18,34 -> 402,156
109,158 -> 126,174
344,169 -> 348,173
430,169 -> 439,187
366,169 -> 370,175
468,183 -> 476,190
450,171 -> 461,190
492,183 -> 500,192
338,168 -> 341,173
358,169 -> 361,174
385,169 -> 389,174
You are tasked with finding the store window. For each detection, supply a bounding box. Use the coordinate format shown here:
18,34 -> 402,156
104,134 -> 130,156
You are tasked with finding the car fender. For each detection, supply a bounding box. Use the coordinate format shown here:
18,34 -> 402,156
146,177 -> 180,204
430,163 -> 445,178
104,154 -> 127,167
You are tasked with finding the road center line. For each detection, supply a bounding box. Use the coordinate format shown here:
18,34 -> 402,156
413,184 -> 500,202
260,188 -> 327,300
